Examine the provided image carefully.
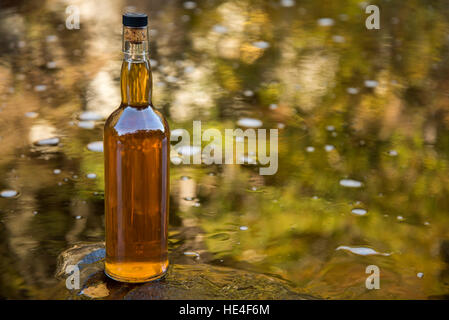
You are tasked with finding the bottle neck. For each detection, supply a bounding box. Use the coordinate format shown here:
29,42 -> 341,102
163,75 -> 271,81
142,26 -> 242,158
120,26 -> 152,107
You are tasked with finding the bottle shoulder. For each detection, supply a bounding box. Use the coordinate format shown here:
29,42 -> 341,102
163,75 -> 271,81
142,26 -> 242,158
104,105 -> 169,137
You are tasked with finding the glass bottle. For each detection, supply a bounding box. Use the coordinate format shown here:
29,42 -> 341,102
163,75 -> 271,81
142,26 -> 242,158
104,13 -> 169,283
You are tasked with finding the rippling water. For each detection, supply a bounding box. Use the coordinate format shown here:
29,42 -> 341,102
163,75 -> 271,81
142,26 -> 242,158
1,0 -> 449,299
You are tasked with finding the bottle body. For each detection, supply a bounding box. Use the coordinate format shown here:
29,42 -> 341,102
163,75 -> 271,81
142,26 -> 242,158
104,103 -> 169,283
104,17 -> 169,283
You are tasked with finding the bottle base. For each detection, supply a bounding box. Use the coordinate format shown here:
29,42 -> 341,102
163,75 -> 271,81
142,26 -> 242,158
104,261 -> 168,283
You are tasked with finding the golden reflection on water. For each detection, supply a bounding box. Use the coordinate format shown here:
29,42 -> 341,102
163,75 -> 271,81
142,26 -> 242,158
1,0 -> 449,299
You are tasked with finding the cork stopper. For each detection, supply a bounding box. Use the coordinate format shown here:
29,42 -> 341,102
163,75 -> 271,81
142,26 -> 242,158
122,13 -> 149,54
123,12 -> 148,27
124,27 -> 147,43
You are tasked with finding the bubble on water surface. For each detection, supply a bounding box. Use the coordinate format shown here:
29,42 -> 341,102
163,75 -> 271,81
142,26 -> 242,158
149,59 -> 158,68
240,226 -> 249,231
388,150 -> 398,156
184,251 -> 200,259
280,0 -> 295,7
347,87 -> 359,95
324,145 -> 335,152
397,216 -> 404,221
417,272 -> 424,278
35,137 -> 60,146
237,118 -> 262,128
78,121 -> 95,129
336,246 -> 390,256
243,90 -> 254,97
25,112 -> 38,118
364,80 -> 378,88
269,104 -> 278,110
317,18 -> 334,27
79,111 -> 103,121
87,141 -> 103,152
75,216 -> 83,220
180,176 -> 191,181
339,179 -> 363,188
252,41 -> 270,49
326,125 -> 335,131
306,146 -> 315,153
53,169 -> 61,174
351,208 -> 367,216
0,190 -> 18,198
212,24 -> 228,34
166,75 -> 178,83
46,61 -> 57,69
183,1 -> 197,9
86,173 -> 97,179
332,35 -> 345,43
184,66 -> 195,74
46,35 -> 58,42
34,85 -> 47,92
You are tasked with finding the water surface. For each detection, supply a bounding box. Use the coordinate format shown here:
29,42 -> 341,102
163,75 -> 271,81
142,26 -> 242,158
1,0 -> 449,299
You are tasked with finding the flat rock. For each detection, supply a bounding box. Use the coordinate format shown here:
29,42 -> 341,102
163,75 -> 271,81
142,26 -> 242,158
54,242 -> 314,300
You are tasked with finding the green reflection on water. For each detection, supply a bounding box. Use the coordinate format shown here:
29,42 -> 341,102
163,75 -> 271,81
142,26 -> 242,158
1,0 -> 449,299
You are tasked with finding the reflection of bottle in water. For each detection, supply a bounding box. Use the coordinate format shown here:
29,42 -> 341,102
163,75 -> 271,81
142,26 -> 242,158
104,13 -> 170,283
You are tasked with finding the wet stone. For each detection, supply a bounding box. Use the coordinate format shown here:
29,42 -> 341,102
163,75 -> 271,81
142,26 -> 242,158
54,242 -> 314,300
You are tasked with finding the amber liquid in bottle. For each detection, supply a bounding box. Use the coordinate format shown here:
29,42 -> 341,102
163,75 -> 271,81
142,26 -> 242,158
104,15 -> 169,283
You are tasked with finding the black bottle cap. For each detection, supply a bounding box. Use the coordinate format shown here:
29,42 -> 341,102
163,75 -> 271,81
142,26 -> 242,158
123,13 -> 148,27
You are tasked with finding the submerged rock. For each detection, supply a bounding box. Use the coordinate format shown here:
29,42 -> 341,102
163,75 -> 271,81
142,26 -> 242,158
55,242 -> 314,300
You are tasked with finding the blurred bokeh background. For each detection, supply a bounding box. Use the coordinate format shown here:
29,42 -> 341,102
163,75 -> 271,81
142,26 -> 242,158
1,0 -> 449,299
